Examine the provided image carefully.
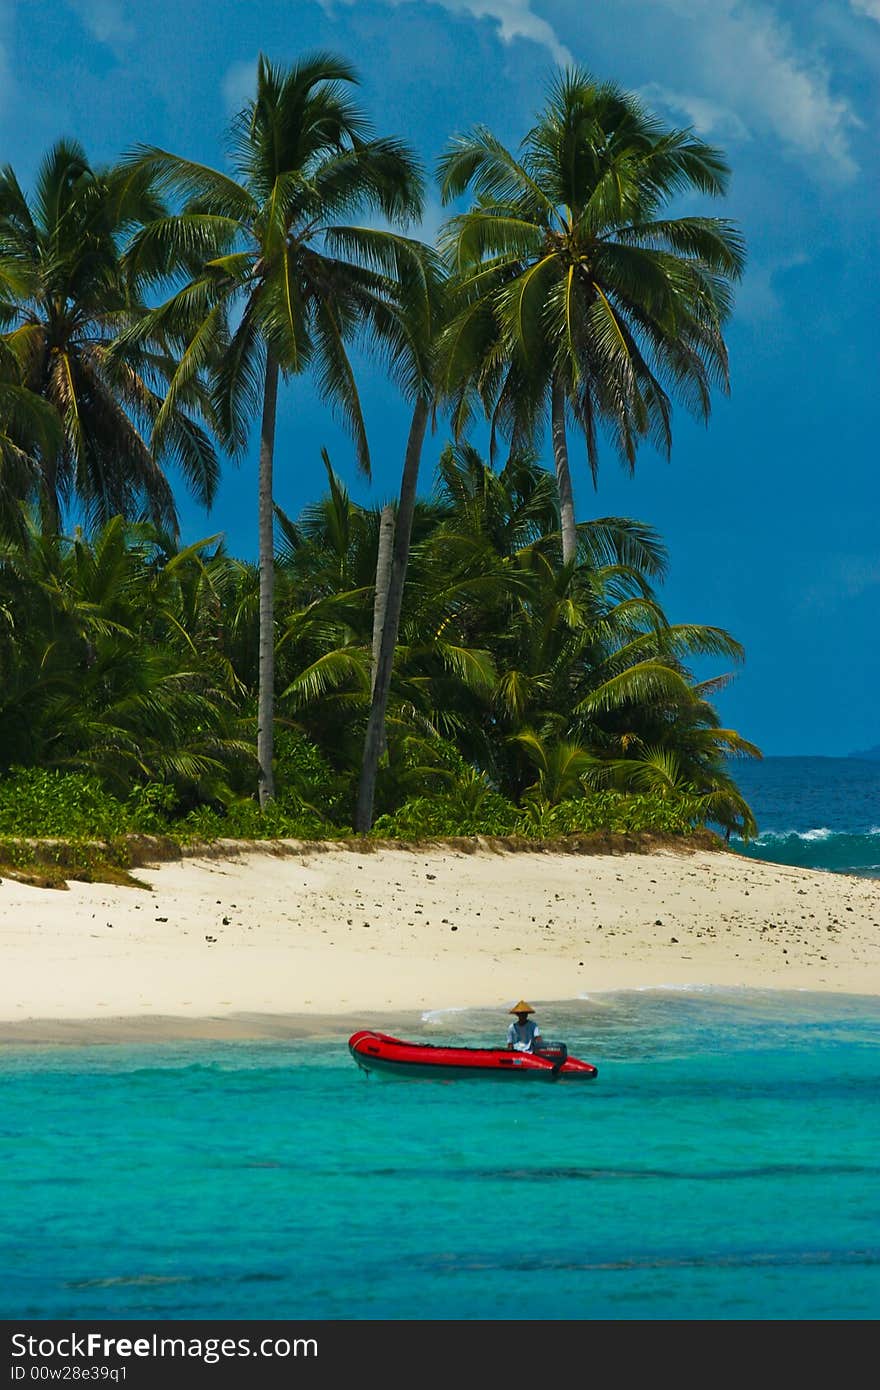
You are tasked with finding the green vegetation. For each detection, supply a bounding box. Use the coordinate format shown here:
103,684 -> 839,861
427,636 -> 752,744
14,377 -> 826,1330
0,142 -> 218,533
0,447 -> 758,861
0,55 -> 759,875
437,71 -> 744,564
125,55 -> 423,805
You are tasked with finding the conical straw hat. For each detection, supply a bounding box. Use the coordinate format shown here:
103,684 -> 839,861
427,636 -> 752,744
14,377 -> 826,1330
509,1000 -> 535,1014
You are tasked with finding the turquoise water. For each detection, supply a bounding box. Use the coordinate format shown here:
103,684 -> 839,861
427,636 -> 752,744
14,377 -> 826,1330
3,991 -> 879,1321
730,756 -> 880,878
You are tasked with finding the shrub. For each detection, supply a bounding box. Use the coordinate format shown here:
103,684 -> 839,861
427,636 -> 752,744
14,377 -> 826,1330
516,791 -> 703,838
0,768 -> 132,838
177,797 -> 350,843
126,782 -> 178,832
273,730 -> 348,820
372,787 -> 519,839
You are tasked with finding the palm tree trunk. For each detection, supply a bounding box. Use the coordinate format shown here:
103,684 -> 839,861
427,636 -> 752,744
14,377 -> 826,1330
257,351 -> 280,807
372,504 -> 395,693
355,394 -> 429,832
551,374 -> 577,565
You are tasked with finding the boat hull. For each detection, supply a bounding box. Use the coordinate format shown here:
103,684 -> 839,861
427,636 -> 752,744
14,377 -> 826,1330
348,1030 -> 598,1080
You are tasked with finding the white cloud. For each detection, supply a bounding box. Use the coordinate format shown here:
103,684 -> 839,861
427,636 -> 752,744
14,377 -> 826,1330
223,58 -> 258,114
445,0 -> 572,64
733,252 -> 809,322
68,0 -> 134,45
803,555 -> 880,611
643,0 -> 861,182
638,83 -> 752,143
849,0 -> 880,20
323,1 -> 861,182
323,0 -> 573,65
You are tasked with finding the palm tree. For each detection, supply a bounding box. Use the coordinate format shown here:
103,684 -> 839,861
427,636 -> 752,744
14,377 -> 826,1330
511,730 -> 598,805
277,446 -> 757,834
0,339 -> 61,538
272,454 -> 465,782
0,141 -> 219,532
411,444 -> 757,828
437,68 -> 745,562
272,454 -> 495,793
354,241 -> 447,830
585,741 -> 758,840
372,503 -> 394,691
0,517 -> 251,797
126,53 -> 423,804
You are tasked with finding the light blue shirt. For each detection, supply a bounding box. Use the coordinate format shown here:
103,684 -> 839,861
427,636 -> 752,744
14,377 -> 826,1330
507,1019 -> 541,1052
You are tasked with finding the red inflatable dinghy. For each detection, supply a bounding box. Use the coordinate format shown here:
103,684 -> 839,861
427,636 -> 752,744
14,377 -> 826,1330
348,1030 -> 598,1080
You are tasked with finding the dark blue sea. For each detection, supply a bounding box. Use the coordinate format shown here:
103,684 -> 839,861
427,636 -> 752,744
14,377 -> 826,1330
2,755 -> 878,1322
730,755 -> 880,878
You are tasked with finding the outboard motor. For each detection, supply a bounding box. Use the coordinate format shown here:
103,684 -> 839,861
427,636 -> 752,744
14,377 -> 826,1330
539,1042 -> 568,1075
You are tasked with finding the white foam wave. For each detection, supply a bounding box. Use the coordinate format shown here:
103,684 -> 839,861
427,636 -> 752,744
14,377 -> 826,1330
420,1007 -> 470,1025
749,826 -> 880,845
629,981 -> 737,994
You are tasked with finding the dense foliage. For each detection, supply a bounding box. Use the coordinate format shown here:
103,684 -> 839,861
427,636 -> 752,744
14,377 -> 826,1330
0,447 -> 758,843
0,54 -> 759,854
0,142 -> 219,532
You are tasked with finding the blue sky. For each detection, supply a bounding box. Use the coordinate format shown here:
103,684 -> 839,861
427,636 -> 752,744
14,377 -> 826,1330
2,0 -> 878,756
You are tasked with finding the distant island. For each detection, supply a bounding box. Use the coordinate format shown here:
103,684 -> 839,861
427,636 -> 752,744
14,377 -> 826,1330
849,745 -> 880,761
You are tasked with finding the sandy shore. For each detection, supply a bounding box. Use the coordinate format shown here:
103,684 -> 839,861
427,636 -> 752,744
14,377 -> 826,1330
1,841 -> 878,1043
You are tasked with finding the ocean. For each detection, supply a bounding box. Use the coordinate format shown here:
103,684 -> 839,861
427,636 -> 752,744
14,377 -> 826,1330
3,990 -> 879,1322
729,755 -> 880,878
2,754 -> 878,1323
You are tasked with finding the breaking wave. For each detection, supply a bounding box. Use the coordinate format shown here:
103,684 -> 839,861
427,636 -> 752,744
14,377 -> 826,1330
732,827 -> 880,877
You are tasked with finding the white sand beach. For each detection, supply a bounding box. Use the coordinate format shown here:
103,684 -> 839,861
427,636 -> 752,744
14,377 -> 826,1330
1,841 -> 878,1043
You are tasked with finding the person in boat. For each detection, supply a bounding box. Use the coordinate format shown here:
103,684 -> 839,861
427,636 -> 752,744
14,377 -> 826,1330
507,1001 -> 543,1053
